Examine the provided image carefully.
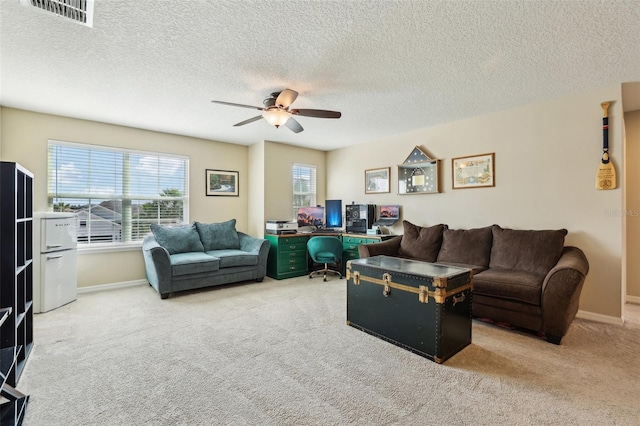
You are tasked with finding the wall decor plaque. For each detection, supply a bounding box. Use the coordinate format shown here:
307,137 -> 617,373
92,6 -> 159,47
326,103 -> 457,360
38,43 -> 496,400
398,146 -> 440,194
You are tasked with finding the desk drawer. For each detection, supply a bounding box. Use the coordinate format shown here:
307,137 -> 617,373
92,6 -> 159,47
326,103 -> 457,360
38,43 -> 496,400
279,241 -> 308,252
343,236 -> 369,245
343,236 -> 378,247
278,249 -> 307,262
277,257 -> 307,273
343,250 -> 360,264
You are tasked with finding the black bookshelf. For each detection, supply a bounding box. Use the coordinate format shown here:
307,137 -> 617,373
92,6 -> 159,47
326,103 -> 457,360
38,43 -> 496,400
0,162 -> 33,425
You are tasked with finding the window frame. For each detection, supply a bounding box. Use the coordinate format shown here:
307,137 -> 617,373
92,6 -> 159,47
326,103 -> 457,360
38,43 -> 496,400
47,139 -> 190,250
292,163 -> 317,220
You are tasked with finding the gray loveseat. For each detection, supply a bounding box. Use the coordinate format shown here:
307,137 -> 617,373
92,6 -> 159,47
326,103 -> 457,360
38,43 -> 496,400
142,219 -> 270,299
358,221 -> 589,344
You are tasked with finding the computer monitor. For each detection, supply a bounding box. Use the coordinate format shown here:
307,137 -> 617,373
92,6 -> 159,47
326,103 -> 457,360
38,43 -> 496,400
325,199 -> 342,228
297,206 -> 325,228
375,204 -> 400,226
379,205 -> 400,220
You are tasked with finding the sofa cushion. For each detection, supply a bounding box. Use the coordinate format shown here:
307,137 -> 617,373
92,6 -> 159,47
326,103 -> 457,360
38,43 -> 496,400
195,219 -> 241,251
150,224 -> 204,254
436,226 -> 493,267
206,249 -> 258,268
489,225 -> 567,275
398,221 -> 446,262
473,268 -> 545,306
170,252 -> 219,276
435,261 -> 487,276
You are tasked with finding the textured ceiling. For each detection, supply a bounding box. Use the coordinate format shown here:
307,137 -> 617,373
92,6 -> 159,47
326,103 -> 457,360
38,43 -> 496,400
1,0 -> 639,151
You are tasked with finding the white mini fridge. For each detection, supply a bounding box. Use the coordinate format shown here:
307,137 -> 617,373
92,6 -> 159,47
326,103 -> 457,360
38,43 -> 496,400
33,212 -> 78,313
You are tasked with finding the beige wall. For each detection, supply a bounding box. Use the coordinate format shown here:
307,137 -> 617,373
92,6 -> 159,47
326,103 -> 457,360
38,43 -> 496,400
248,141 -> 266,237
0,85 -> 630,319
0,108 -> 249,287
262,140 -> 327,229
328,85 -> 624,319
625,110 -> 640,299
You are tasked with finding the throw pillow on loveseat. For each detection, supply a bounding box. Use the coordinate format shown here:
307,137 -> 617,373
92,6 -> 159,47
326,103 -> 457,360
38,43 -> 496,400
149,223 -> 204,254
194,219 -> 241,250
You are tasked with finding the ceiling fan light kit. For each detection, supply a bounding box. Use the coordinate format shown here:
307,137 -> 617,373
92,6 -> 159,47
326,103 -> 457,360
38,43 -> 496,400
262,109 -> 291,127
211,88 -> 341,134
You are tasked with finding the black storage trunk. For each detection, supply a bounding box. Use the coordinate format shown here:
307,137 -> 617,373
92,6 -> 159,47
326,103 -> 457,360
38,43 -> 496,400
346,256 -> 472,363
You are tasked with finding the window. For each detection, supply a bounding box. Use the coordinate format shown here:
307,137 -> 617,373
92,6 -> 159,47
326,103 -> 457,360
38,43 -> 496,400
292,163 -> 317,219
48,140 -> 189,246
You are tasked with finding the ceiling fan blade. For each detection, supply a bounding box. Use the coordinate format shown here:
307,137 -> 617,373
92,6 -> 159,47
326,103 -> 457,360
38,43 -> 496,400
285,117 -> 304,133
212,100 -> 265,111
233,115 -> 263,127
275,89 -> 298,109
291,109 -> 341,119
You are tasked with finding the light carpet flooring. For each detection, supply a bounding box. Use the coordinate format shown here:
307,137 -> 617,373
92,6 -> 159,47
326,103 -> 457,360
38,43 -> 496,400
625,302 -> 640,328
17,276 -> 640,425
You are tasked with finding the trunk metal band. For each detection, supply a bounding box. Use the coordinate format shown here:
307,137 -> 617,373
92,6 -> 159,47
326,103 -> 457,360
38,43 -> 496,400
348,270 -> 472,304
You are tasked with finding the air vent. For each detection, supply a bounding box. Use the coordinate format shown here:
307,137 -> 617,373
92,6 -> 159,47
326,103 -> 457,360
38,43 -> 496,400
20,0 -> 94,28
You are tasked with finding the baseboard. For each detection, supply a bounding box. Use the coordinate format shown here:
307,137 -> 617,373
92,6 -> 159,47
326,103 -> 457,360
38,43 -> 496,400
77,279 -> 147,294
626,295 -> 640,305
576,309 -> 623,326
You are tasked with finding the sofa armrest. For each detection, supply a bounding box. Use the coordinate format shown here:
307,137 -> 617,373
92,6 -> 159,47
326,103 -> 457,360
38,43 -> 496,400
238,232 -> 271,278
142,235 -> 172,296
358,236 -> 402,258
541,246 -> 590,340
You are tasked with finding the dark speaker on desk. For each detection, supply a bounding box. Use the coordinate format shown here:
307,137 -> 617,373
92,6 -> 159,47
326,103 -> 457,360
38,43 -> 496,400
346,204 -> 376,233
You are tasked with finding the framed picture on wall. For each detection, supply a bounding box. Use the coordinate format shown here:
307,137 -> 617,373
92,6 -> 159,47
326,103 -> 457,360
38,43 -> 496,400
365,167 -> 390,194
206,169 -> 239,196
452,153 -> 495,189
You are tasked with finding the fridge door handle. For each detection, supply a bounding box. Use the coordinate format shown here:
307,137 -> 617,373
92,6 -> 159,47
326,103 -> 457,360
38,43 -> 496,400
46,244 -> 63,249
46,255 -> 63,260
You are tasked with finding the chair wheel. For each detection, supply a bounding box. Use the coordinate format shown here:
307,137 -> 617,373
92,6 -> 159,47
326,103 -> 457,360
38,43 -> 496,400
323,278 -> 327,282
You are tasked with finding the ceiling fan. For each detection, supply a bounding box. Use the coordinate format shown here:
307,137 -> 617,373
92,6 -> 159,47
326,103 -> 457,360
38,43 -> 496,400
211,89 -> 341,133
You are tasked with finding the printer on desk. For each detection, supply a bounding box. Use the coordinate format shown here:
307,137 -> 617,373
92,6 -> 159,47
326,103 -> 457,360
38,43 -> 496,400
266,220 -> 298,235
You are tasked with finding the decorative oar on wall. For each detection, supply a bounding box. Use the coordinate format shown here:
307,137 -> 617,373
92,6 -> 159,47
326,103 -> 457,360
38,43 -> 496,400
596,101 -> 616,190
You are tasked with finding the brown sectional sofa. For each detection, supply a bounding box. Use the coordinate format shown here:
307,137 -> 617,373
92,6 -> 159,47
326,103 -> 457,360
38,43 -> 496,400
358,221 -> 589,344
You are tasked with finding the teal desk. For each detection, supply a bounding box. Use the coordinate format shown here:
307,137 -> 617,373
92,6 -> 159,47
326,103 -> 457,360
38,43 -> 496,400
264,233 -> 396,280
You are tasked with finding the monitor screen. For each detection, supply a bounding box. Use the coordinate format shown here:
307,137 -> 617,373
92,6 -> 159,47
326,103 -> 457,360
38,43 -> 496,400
379,205 -> 400,220
297,206 -> 325,228
325,199 -> 342,228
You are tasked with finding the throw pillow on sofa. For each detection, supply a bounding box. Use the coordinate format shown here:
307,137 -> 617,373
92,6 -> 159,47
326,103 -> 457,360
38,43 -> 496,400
398,221 -> 447,262
436,226 -> 493,267
194,219 -> 241,251
489,225 -> 567,275
150,223 -> 205,254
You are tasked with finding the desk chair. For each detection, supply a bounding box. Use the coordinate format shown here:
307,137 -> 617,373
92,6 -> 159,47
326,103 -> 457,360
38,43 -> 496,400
307,236 -> 343,281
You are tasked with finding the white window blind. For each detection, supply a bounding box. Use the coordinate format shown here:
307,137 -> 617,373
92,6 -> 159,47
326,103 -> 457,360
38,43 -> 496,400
48,140 -> 189,245
292,163 -> 317,219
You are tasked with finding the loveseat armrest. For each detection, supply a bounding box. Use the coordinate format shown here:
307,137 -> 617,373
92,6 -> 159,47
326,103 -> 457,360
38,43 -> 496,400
238,232 -> 271,279
358,236 -> 402,258
142,235 -> 172,297
238,232 -> 267,253
541,246 -> 590,342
